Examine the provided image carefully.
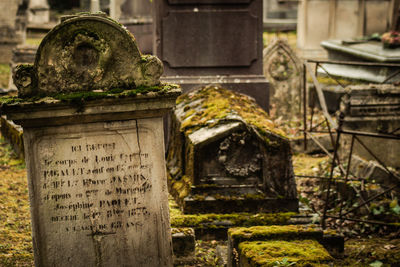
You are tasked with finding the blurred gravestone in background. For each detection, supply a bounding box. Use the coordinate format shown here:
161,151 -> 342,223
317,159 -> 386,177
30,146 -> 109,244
0,0 -> 26,64
263,39 -> 303,119
154,0 -> 270,111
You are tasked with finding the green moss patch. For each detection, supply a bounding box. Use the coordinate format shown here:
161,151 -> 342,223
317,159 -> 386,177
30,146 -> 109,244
169,196 -> 295,229
229,225 -> 322,242
0,83 -> 180,107
239,239 -> 332,267
171,213 -> 295,229
176,85 -> 286,142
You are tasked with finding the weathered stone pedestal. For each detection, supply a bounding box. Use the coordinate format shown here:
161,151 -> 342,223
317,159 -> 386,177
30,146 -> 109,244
1,13 -> 180,267
154,0 -> 270,111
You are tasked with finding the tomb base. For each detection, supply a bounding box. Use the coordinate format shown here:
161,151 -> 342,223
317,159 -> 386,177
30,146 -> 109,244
178,195 -> 299,214
161,75 -> 270,111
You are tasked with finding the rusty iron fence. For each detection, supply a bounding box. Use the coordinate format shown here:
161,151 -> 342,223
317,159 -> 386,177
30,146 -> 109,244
300,59 -> 400,230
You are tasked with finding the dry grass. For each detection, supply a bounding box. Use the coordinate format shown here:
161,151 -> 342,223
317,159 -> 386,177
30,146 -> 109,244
0,138 -> 32,267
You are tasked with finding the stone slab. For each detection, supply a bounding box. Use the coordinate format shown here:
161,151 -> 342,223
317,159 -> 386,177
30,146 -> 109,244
162,10 -> 257,68
24,117 -> 173,267
155,0 -> 264,76
321,40 -> 400,62
318,64 -> 400,83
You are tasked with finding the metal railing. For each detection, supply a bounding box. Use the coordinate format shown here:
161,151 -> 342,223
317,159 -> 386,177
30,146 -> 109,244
300,59 -> 400,230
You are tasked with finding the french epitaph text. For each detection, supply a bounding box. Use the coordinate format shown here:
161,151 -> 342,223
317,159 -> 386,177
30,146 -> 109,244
27,118 -> 172,266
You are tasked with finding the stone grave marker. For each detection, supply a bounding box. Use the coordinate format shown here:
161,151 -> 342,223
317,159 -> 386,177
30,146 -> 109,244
1,13 -> 180,267
154,0 -> 270,111
167,85 -> 298,214
263,39 -> 303,119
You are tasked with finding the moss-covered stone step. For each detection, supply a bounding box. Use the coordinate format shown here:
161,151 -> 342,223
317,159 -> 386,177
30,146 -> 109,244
227,225 -> 343,267
238,239 -> 333,267
169,196 -> 306,240
171,212 -> 297,241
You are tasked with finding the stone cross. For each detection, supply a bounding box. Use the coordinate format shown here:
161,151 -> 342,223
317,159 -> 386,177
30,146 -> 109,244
2,13 -> 180,267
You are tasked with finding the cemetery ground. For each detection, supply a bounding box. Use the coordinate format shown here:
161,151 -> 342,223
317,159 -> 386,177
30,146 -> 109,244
0,136 -> 399,266
1,33 -> 400,266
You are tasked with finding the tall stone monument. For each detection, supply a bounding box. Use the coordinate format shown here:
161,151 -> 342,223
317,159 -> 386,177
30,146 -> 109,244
0,0 -> 25,63
154,0 -> 270,111
1,13 -> 180,267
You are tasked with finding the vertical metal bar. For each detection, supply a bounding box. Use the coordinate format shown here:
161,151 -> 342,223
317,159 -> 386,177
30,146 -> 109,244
303,62 -> 308,151
309,63 -> 319,132
322,116 -> 343,229
338,134 -> 355,230
326,118 -> 335,149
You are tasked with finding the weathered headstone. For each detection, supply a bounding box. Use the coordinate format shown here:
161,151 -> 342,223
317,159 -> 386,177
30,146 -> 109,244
263,39 -> 303,119
1,13 -> 180,266
154,0 -> 270,111
167,85 -> 298,214
0,0 -> 25,63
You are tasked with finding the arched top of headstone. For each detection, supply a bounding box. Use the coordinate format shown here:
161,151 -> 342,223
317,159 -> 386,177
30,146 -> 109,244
14,12 -> 163,97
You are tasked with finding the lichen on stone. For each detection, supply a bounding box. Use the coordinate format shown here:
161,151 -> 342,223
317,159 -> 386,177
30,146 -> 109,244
0,83 -> 180,108
13,13 -> 165,98
175,86 -> 288,151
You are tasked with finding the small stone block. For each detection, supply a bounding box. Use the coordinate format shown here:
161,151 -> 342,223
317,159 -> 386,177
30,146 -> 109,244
227,225 -> 324,267
238,240 -> 333,267
171,227 -> 195,258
